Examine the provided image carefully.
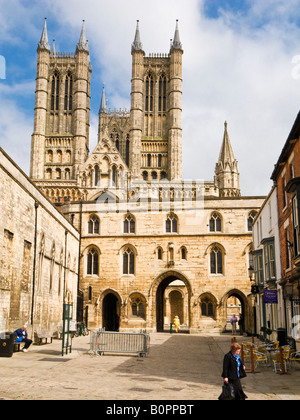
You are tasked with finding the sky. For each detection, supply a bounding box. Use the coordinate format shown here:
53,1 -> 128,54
1,0 -> 300,196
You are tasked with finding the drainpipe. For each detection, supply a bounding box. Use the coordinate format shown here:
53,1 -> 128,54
77,201 -> 82,322
63,230 -> 68,301
30,201 -> 39,332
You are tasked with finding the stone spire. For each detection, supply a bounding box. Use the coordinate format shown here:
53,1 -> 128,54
218,121 -> 236,165
171,20 -> 183,51
215,122 -> 240,197
38,18 -> 50,52
99,85 -> 107,113
76,20 -> 89,53
131,20 -> 144,53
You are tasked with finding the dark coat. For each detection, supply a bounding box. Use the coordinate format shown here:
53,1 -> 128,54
14,328 -> 27,340
222,351 -> 247,380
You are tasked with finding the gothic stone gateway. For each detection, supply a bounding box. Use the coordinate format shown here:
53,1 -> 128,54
29,20 -> 265,333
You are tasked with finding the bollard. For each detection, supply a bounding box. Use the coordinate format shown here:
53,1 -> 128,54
170,323 -> 173,334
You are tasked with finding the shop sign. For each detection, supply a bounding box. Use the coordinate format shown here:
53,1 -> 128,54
263,290 -> 278,304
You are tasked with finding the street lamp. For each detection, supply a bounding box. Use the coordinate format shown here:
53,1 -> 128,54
248,266 -> 255,282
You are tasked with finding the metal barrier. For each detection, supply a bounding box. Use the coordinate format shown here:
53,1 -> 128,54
90,330 -> 150,357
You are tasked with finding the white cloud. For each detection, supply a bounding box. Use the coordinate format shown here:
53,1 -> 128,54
1,0 -> 300,196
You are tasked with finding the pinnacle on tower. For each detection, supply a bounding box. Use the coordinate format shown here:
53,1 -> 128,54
38,18 -> 51,52
131,20 -> 144,53
76,20 -> 89,53
50,39 -> 56,56
218,121 -> 236,166
171,20 -> 183,51
99,85 -> 107,114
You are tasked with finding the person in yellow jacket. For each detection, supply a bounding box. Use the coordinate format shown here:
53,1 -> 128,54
173,315 -> 180,333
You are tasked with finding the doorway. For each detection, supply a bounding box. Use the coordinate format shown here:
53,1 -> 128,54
155,273 -> 190,332
102,293 -> 119,331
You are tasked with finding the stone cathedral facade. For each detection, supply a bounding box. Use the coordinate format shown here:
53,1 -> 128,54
29,19 -> 265,333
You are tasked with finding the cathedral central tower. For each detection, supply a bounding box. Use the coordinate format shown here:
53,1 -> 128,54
130,20 -> 183,181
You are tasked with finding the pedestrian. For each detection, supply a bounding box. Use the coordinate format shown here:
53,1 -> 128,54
221,341 -> 247,400
14,325 -> 32,352
230,314 -> 238,335
173,315 -> 180,333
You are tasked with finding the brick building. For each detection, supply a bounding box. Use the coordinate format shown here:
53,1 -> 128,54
271,111 -> 300,346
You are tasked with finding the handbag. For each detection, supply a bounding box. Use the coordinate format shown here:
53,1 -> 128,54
218,382 -> 235,400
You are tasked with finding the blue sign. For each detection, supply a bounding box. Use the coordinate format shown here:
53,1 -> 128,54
263,290 -> 278,304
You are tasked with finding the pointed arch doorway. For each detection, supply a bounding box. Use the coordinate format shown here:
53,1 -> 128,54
152,271 -> 192,333
102,293 -> 120,332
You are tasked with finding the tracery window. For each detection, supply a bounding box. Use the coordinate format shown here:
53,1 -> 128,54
88,216 -> 100,234
248,211 -> 257,232
159,75 -> 167,112
166,214 -> 178,233
123,248 -> 135,275
124,215 -> 135,234
87,248 -> 99,276
64,72 -> 73,111
210,246 -> 223,274
145,73 -> 154,112
51,72 -> 60,112
131,298 -> 145,318
209,213 -> 222,232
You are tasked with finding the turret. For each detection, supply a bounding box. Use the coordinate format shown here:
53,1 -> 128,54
73,20 -> 91,167
30,18 -> 51,179
215,122 -> 240,197
168,20 -> 183,180
130,20 -> 145,179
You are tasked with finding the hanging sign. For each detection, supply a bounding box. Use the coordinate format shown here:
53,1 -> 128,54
263,290 -> 278,304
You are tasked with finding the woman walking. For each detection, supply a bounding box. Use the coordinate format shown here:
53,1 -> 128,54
221,341 -> 248,400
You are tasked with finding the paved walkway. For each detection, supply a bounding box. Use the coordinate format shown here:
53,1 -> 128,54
0,332 -> 300,401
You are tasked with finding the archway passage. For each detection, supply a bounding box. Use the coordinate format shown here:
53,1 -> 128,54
156,274 -> 190,333
102,293 -> 119,332
224,291 -> 246,334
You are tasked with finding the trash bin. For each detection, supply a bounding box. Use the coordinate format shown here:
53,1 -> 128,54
0,332 -> 15,357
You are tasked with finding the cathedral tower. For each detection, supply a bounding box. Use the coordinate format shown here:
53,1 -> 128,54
130,20 -> 183,181
30,20 -> 91,187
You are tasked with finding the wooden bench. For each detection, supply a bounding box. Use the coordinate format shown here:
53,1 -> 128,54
35,329 -> 53,345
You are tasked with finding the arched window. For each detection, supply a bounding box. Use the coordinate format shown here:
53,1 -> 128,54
210,246 -> 223,274
55,168 -> 61,179
166,214 -> 178,233
46,168 -> 52,180
131,298 -> 145,318
112,166 -> 117,186
142,171 -> 148,181
65,169 -> 70,180
124,214 -> 135,234
152,171 -> 157,180
88,216 -> 100,234
157,247 -> 163,260
201,298 -> 214,317
123,248 -> 135,275
161,171 -> 167,180
209,213 -> 222,232
94,166 -> 100,186
87,248 -> 99,275
47,150 -> 53,163
181,246 -> 187,260
248,211 -> 257,231
64,72 -> 73,111
159,75 -> 167,112
126,135 -> 130,167
145,73 -> 154,112
51,72 -> 59,112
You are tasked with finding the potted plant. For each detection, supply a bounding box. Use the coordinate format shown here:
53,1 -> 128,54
260,326 -> 273,341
